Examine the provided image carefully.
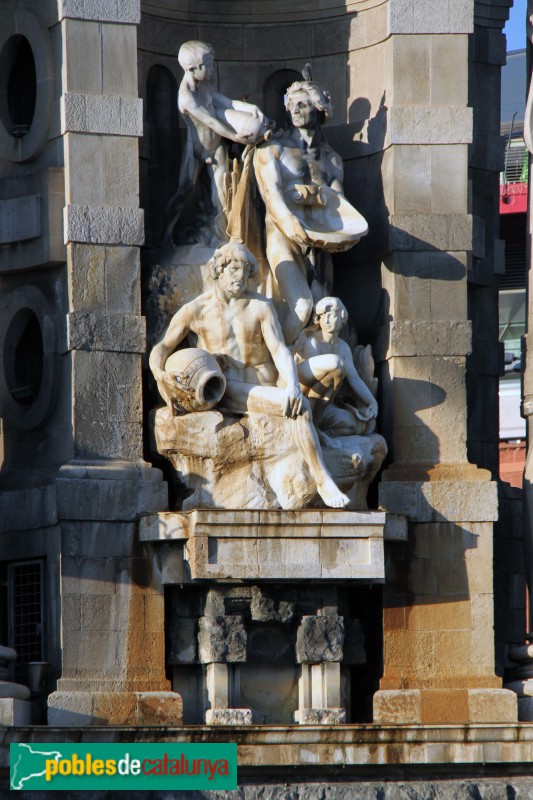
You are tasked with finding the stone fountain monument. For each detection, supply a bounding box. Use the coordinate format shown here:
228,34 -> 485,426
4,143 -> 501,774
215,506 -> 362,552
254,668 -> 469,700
141,51 -> 389,723
0,2 -> 523,787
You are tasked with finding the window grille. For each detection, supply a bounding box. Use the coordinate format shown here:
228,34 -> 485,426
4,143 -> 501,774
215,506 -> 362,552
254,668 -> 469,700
498,241 -> 527,290
502,142 -> 528,184
7,560 -> 44,680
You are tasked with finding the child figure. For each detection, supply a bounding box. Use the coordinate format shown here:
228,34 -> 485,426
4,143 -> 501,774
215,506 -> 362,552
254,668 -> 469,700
162,40 -> 273,246
293,296 -> 378,446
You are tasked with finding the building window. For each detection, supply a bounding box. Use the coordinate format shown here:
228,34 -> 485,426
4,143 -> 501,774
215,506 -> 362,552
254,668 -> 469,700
4,35 -> 37,138
7,560 -> 45,681
3,309 -> 44,408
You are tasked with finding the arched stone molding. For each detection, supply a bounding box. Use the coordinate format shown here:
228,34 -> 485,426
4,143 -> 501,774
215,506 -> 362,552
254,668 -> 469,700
0,9 -> 54,163
0,286 -> 58,431
141,0 -> 384,23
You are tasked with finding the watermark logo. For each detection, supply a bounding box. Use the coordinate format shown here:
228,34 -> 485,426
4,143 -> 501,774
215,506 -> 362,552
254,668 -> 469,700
10,743 -> 237,791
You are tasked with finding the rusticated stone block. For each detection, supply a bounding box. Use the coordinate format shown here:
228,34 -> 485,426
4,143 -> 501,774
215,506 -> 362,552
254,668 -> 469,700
136,692 -> 183,725
250,586 -> 296,623
388,0 -> 473,34
296,616 -> 344,664
294,708 -> 346,725
389,213 -> 473,252
205,708 -> 252,725
64,204 -> 144,245
57,476 -> 167,520
375,320 -> 472,360
59,0 -> 141,23
48,690 -> 181,726
92,691 -> 136,725
468,689 -> 517,723
67,312 -> 146,353
421,689 -> 469,724
48,690 -> 94,725
198,616 -> 247,663
390,107 -> 472,145
68,243 -> 140,314
373,689 -> 422,724
379,478 -> 498,523
62,93 -> 143,136
0,484 -> 57,533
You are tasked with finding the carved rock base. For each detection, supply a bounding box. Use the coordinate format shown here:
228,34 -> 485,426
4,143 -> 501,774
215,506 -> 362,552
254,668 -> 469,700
154,408 -> 386,510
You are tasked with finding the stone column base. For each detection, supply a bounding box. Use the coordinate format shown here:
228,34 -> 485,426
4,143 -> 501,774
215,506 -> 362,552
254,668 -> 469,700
294,708 -> 346,724
48,691 -> 182,726
0,698 -> 31,725
373,688 -> 517,725
205,708 -> 252,725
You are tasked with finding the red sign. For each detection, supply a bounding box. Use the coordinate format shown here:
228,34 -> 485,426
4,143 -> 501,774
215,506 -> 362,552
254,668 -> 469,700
500,182 -> 528,214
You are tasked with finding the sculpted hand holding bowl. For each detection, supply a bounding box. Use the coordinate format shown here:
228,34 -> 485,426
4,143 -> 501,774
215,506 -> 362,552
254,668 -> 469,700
162,40 -> 273,247
254,73 -> 368,343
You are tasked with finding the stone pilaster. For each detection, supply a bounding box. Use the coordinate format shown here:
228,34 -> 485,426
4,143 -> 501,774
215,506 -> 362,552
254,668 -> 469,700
47,0 -> 175,725
294,615 -> 346,724
373,1 -> 516,725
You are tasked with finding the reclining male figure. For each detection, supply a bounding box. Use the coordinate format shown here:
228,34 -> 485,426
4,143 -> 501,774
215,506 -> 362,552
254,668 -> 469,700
149,242 -> 350,509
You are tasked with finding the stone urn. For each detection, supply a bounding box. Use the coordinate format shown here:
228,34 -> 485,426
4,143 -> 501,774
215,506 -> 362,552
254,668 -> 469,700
165,347 -> 226,415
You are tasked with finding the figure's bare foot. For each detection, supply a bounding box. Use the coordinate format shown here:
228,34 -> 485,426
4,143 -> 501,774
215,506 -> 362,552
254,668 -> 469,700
317,476 -> 350,508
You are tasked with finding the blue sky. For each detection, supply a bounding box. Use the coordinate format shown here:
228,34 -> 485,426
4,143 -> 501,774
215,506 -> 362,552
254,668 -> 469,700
505,0 -> 527,51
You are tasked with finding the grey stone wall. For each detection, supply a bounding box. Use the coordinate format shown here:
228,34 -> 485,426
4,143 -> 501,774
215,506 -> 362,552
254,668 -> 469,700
4,778 -> 533,798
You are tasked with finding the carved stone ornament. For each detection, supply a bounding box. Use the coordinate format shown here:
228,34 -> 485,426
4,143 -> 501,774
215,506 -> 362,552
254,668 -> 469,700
147,50 -> 386,511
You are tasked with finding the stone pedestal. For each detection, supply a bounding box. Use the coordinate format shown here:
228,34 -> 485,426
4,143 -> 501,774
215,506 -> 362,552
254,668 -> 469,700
143,509 -> 400,724
295,663 -> 346,725
140,509 -> 398,582
48,461 -> 182,726
294,618 -> 348,724
375,466 -> 517,724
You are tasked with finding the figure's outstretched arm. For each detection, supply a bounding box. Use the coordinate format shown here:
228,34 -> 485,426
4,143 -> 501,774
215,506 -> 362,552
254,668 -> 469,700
260,302 -> 303,418
254,146 -> 310,246
211,90 -> 265,119
181,89 -> 256,144
342,342 -> 378,418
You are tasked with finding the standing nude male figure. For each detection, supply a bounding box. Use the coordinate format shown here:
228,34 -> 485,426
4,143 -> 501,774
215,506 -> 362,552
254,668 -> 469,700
149,242 -> 350,508
162,41 -> 271,246
254,77 -> 348,343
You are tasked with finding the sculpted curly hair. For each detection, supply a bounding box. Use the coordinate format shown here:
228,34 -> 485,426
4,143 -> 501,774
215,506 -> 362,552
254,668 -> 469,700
285,80 -> 333,123
208,242 -> 258,281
